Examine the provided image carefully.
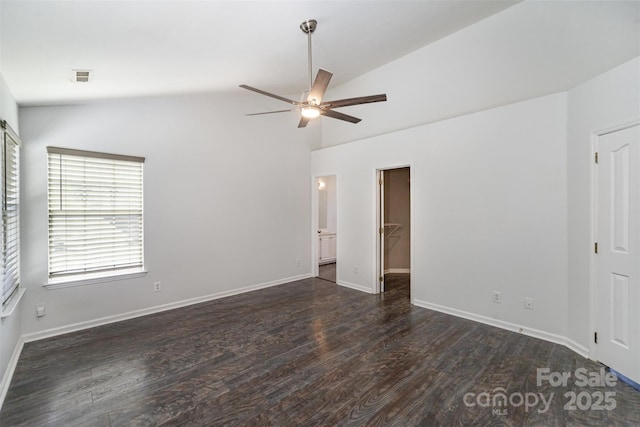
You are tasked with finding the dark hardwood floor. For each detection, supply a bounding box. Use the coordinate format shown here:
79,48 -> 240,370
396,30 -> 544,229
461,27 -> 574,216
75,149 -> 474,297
383,273 -> 410,294
2,277 -> 640,426
317,262 -> 336,283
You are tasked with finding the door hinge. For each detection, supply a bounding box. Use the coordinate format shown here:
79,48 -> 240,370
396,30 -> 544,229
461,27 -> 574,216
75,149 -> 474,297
379,276 -> 384,282
594,242 -> 598,254
594,152 -> 599,164
594,332 -> 598,344
379,178 -> 384,185
379,227 -> 384,234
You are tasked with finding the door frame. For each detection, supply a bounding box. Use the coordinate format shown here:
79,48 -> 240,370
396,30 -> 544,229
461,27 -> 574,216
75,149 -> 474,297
589,119 -> 640,361
312,173 -> 338,280
375,163 -> 414,297
377,169 -> 385,293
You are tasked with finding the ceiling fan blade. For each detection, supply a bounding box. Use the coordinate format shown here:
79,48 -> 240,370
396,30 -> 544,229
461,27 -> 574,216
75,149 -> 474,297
298,116 -> 311,128
239,85 -> 300,105
246,109 -> 298,116
321,94 -> 387,109
307,69 -> 332,105
321,109 -> 361,124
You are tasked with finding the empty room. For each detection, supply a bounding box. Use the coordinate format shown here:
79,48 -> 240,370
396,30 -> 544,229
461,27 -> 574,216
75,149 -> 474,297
1,0 -> 639,425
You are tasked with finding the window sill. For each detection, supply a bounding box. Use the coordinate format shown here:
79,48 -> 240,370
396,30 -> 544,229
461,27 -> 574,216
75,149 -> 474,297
1,288 -> 26,319
44,269 -> 147,290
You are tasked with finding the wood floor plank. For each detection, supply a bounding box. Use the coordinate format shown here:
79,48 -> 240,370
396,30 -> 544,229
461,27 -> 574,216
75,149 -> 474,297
2,275 -> 640,426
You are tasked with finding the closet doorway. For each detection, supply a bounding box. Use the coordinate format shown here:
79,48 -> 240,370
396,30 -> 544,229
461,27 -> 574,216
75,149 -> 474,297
377,167 -> 411,297
317,175 -> 337,283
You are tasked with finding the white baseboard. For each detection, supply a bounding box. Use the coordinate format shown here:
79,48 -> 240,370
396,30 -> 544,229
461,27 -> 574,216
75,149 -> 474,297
384,268 -> 411,274
23,273 -> 312,343
565,338 -> 590,359
0,336 -> 24,411
337,280 -> 374,294
412,298 -> 590,359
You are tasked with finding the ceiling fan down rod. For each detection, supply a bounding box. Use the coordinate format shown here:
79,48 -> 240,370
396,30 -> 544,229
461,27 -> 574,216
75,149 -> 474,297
307,28 -> 312,92
300,19 -> 317,94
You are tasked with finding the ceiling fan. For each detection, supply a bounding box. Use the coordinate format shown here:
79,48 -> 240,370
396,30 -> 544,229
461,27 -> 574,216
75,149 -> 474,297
239,19 -> 387,128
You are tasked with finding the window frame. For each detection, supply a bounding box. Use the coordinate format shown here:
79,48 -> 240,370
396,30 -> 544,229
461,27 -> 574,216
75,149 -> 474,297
46,146 -> 146,287
1,120 -> 21,306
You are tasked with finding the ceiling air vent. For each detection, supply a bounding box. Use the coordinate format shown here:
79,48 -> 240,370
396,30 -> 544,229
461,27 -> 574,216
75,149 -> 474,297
72,69 -> 92,83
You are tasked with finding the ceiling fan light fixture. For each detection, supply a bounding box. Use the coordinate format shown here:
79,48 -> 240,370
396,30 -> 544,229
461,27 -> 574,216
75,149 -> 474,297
239,19 -> 386,127
301,106 -> 321,119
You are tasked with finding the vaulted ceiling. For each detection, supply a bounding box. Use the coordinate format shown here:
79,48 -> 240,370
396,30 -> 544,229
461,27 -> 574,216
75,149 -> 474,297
1,0 -> 638,115
1,0 -> 519,106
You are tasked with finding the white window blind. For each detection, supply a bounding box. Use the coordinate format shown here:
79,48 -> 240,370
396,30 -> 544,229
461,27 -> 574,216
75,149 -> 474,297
2,122 -> 20,305
47,147 -> 145,279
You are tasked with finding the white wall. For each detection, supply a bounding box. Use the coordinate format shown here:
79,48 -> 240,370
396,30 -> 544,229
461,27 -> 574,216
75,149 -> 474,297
312,93 -> 569,338
0,73 -> 19,133
566,57 -> 640,349
20,92 -> 318,336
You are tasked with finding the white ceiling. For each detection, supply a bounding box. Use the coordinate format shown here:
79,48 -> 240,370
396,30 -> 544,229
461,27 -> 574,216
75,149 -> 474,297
0,0 -> 521,106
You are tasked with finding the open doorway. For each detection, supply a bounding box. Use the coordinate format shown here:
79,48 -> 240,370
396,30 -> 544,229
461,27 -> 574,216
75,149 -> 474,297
377,167 -> 411,297
317,175 -> 337,282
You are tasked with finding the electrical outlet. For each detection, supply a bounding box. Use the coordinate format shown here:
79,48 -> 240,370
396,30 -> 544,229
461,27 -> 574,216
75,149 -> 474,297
296,259 -> 301,267
153,281 -> 161,292
36,305 -> 45,317
492,290 -> 501,304
354,265 -> 358,274
525,297 -> 534,310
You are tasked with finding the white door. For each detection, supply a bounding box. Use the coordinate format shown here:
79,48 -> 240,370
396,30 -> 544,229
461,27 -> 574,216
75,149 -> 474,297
596,124 -> 640,383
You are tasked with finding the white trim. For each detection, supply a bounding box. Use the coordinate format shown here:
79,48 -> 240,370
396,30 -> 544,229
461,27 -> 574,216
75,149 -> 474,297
376,168 -> 383,293
409,163 -> 416,300
0,337 -> 24,411
589,128 -> 599,361
413,298 -> 589,359
566,339 -> 590,359
312,175 -> 319,279
334,175 -> 339,285
592,119 -> 640,136
24,273 -> 311,343
44,270 -> 148,290
384,268 -> 411,274
337,280 -> 374,294
0,288 -> 26,319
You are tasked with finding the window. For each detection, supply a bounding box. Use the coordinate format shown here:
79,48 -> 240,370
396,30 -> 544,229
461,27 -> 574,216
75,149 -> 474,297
1,121 -> 20,305
47,147 -> 145,281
